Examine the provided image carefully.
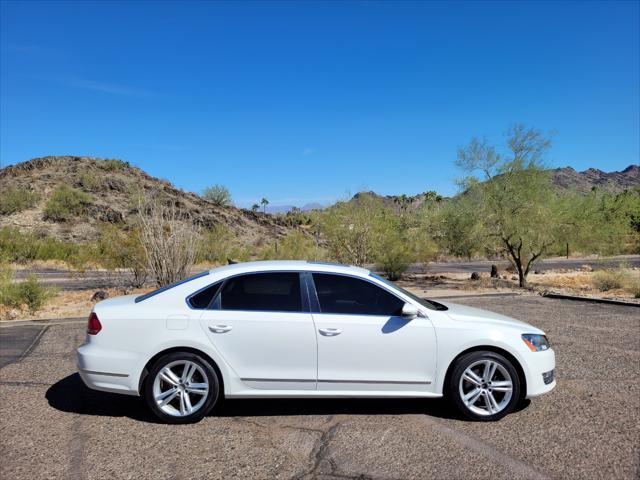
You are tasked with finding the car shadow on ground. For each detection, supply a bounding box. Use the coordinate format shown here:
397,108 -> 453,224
46,373 -> 530,423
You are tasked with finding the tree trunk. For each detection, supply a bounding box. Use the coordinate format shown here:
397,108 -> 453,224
504,239 -> 528,288
518,268 -> 528,288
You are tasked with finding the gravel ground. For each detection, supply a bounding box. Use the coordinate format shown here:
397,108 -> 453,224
0,296 -> 638,479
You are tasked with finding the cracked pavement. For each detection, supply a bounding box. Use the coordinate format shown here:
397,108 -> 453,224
0,296 -> 638,479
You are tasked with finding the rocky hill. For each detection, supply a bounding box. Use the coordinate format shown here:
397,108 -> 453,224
0,156 -> 292,244
349,164 -> 639,210
550,165 -> 639,193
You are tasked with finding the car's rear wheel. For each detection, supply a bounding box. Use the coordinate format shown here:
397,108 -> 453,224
144,352 -> 220,424
448,350 -> 521,421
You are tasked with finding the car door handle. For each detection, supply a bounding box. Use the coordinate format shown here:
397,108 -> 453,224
209,325 -> 233,333
319,328 -> 342,337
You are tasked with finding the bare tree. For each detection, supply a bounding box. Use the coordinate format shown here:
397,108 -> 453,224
137,197 -> 201,287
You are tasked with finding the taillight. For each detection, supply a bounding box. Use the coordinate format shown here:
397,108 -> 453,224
87,312 -> 102,335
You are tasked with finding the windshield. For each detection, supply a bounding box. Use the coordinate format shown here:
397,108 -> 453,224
369,273 -> 448,311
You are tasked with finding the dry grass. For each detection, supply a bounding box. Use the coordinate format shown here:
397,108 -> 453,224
398,269 -> 640,302
0,286 -> 152,321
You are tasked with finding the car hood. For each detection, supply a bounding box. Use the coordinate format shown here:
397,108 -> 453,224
438,300 -> 543,333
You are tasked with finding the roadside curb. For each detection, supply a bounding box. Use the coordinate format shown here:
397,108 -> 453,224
541,292 -> 640,307
429,292 -> 522,300
0,317 -> 86,328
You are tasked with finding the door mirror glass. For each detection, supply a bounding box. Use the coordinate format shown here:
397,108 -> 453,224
401,302 -> 419,319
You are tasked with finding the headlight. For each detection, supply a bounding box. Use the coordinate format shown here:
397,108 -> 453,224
522,334 -> 550,352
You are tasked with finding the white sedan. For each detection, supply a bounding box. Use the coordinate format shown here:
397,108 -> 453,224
77,260 -> 555,423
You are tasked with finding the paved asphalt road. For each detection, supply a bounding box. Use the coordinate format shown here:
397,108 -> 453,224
0,295 -> 638,479
0,325 -> 46,369
411,255 -> 640,274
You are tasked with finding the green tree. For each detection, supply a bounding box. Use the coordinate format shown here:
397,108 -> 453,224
434,192 -> 482,260
456,124 -> 572,288
202,185 -> 232,206
319,195 -> 388,266
261,198 -> 269,214
251,203 -> 260,212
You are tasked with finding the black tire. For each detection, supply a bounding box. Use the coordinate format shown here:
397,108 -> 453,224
447,350 -> 521,421
143,352 -> 220,424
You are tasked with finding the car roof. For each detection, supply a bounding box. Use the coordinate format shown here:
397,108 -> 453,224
208,260 -> 370,278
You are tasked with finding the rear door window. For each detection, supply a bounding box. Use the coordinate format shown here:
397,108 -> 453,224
217,272 -> 302,312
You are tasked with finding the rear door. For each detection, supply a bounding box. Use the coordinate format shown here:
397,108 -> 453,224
310,273 -> 437,392
198,272 -> 317,390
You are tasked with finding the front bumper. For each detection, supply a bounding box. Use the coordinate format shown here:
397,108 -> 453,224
524,347 -> 556,398
76,343 -> 139,396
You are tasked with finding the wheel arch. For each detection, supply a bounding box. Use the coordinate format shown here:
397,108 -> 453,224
442,345 -> 527,400
138,346 -> 225,397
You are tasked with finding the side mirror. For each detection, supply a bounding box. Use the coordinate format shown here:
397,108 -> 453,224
401,302 -> 419,320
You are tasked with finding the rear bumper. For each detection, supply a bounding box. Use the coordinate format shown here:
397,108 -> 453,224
76,343 -> 140,396
524,347 -> 556,398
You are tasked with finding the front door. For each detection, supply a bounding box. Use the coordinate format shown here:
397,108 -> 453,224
199,272 -> 317,390
310,273 -> 437,392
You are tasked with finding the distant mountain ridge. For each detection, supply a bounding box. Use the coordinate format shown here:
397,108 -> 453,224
265,202 -> 325,214
346,164 -> 640,211
550,164 -> 639,193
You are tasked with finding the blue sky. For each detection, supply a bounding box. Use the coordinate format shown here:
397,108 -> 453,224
1,1 -> 638,207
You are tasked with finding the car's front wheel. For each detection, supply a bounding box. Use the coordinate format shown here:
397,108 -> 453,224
143,352 -> 220,424
448,350 -> 521,421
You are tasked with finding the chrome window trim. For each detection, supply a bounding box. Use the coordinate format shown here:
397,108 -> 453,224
193,269 -> 416,316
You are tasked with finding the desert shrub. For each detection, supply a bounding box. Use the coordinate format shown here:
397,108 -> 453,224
44,185 -> 91,221
0,227 -> 95,267
626,279 -> 640,298
0,267 -> 57,313
0,186 -> 39,215
97,159 -> 128,171
591,268 -> 629,292
78,172 -> 102,191
260,230 -> 324,260
97,224 -> 148,287
17,275 -> 57,313
202,185 -> 233,207
376,234 -> 414,281
198,224 -> 251,265
137,198 -> 201,287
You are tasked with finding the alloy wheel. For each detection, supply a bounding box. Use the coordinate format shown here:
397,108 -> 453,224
152,360 -> 210,417
458,359 -> 513,416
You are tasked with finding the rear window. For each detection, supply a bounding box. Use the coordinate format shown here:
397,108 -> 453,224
135,271 -> 209,303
